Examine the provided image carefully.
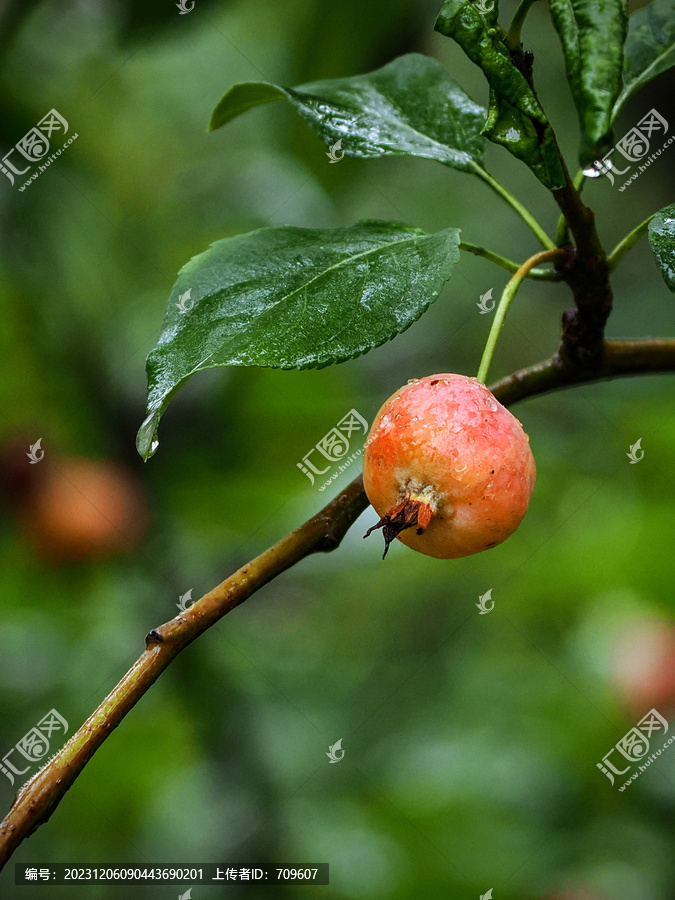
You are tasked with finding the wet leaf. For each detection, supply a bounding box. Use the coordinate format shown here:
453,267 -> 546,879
648,202 -> 675,293
138,221 -> 461,460
614,0 -> 675,120
209,53 -> 487,173
434,0 -> 566,189
484,90 -> 567,190
549,0 -> 628,166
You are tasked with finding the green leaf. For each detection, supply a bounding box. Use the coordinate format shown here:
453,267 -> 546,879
208,82 -> 287,127
434,0 -> 566,190
484,90 -> 567,190
648,202 -> 675,293
209,53 -> 487,173
613,0 -> 675,120
549,0 -> 628,167
137,221 -> 461,460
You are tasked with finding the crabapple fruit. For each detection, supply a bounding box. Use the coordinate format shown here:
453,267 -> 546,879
363,373 -> 536,559
20,457 -> 149,563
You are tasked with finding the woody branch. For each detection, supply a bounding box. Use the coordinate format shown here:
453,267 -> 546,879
2,341 -> 675,868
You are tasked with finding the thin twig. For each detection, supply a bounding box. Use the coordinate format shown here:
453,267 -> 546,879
3,338 -> 675,868
489,338 -> 675,405
0,481 -> 369,867
459,241 -> 560,280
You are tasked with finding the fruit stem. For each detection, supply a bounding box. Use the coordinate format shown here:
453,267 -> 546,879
477,248 -> 569,384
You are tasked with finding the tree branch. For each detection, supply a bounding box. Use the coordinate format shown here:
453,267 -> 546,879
488,338 -> 675,406
0,482 -> 369,867
3,337 -> 675,868
552,164 -> 613,368
504,34 -> 612,370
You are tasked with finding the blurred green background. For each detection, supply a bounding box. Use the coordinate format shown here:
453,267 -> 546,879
1,0 -> 675,897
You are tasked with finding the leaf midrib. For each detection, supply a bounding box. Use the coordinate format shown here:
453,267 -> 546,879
623,42 -> 674,95
292,83 -> 474,164
184,229 -> 450,372
614,16 -> 675,117
221,229 -> 435,314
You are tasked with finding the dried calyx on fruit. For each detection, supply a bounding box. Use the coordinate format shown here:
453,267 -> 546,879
362,374 -> 536,559
363,481 -> 437,556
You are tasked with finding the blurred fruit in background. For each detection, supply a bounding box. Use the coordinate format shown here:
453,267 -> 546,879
1,439 -> 148,563
610,617 -> 675,716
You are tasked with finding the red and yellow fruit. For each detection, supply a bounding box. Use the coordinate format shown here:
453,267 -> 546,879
363,373 -> 536,559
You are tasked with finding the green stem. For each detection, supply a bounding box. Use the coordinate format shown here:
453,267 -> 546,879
477,249 -> 568,384
608,214 -> 654,271
505,0 -> 541,50
459,242 -> 560,280
555,168 -> 585,246
471,163 -> 556,250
